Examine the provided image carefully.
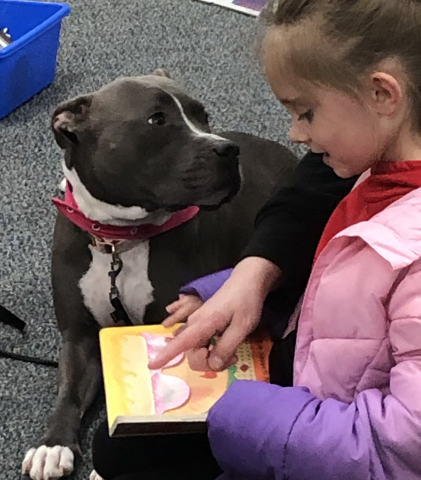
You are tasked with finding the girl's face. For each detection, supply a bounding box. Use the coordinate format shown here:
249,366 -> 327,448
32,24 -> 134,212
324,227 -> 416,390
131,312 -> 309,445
268,80 -> 382,178
264,33 -> 400,179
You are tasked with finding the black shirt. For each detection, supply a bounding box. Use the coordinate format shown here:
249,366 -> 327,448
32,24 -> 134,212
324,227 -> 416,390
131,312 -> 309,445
241,151 -> 358,334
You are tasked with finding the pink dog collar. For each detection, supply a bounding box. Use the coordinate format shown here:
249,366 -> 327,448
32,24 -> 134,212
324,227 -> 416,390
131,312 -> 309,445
52,183 -> 199,241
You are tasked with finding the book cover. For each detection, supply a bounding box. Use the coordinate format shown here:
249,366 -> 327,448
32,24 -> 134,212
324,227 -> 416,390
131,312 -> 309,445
100,324 -> 271,437
195,0 -> 268,17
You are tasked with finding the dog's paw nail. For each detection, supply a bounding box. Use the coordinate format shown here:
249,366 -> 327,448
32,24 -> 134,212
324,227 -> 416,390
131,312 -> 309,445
23,445 -> 74,480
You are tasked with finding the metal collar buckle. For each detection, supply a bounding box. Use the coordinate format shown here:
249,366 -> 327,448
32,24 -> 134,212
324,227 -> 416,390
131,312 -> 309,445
90,235 -> 126,254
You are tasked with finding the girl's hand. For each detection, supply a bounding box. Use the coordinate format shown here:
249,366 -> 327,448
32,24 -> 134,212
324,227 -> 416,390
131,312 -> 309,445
149,257 -> 281,372
163,294 -> 204,326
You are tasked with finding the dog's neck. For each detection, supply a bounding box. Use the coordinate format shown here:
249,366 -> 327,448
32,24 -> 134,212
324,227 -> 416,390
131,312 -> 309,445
54,163 -> 199,243
62,162 -> 172,227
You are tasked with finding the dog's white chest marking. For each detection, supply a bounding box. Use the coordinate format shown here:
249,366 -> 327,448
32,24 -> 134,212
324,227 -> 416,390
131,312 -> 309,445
79,241 -> 154,327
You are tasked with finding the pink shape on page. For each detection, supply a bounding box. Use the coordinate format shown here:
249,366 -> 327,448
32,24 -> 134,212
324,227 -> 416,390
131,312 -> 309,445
142,332 -> 190,413
142,332 -> 184,368
151,371 -> 190,414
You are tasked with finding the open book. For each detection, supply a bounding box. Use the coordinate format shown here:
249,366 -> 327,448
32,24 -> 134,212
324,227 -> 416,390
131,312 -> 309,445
195,0 -> 268,17
100,324 -> 271,436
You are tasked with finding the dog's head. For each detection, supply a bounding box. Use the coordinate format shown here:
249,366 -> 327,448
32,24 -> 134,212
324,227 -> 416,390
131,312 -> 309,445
52,70 -> 241,216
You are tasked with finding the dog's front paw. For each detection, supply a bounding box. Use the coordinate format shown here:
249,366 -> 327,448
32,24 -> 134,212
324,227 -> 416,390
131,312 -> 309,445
89,470 -> 104,480
22,445 -> 74,480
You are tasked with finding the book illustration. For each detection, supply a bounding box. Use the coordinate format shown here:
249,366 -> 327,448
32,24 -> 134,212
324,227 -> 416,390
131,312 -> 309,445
143,333 -> 190,414
116,330 -> 234,417
100,325 -> 271,435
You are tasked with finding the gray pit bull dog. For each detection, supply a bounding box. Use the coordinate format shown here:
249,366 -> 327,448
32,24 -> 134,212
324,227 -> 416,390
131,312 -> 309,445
21,69 -> 298,480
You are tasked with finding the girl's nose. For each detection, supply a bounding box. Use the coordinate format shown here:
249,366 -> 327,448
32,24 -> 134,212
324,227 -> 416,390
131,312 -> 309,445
289,121 -> 310,145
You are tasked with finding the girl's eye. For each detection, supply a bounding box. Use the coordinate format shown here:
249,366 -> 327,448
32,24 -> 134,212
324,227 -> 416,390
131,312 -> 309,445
148,112 -> 166,126
298,110 -> 314,122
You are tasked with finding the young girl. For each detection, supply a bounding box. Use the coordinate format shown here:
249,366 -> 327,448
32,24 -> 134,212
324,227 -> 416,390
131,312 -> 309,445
149,0 -> 421,479
94,0 -> 421,479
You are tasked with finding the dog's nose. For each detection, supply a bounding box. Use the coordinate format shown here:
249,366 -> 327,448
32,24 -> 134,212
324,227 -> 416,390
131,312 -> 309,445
213,141 -> 240,158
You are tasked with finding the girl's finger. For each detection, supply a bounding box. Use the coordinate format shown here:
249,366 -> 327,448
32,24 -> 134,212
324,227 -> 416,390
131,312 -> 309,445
187,346 -> 211,371
173,323 -> 189,336
165,299 -> 183,313
162,309 -> 190,327
149,317 -> 217,370
208,318 -> 248,371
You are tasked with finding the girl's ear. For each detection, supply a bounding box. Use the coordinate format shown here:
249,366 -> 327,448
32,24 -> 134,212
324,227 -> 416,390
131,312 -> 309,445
369,71 -> 403,117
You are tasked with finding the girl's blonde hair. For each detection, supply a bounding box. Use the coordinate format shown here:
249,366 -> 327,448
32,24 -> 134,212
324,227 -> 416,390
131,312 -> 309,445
261,0 -> 421,130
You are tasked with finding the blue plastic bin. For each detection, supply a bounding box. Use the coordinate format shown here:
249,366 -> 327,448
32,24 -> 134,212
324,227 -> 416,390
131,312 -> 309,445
0,0 -> 70,119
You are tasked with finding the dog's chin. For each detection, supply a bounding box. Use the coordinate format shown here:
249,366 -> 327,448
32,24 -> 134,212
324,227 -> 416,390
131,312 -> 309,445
196,187 -> 239,210
158,185 -> 240,213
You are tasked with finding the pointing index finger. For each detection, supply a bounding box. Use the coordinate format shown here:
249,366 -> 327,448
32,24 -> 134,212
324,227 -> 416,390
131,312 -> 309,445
148,320 -> 215,370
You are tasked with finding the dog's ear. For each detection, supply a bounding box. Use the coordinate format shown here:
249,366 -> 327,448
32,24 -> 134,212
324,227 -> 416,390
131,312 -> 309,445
152,68 -> 171,79
52,95 -> 93,149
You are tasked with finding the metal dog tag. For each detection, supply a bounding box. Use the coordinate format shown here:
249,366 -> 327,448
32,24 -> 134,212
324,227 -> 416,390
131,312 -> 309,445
0,28 -> 12,50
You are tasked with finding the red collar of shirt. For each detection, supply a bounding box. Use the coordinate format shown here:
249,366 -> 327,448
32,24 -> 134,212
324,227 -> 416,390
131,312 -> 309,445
315,161 -> 421,261
52,183 -> 200,241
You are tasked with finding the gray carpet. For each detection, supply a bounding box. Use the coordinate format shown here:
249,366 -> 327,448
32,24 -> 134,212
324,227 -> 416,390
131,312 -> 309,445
0,1 -> 303,479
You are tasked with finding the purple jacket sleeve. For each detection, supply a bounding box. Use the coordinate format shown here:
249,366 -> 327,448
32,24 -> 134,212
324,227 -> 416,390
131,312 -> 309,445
207,380 -> 386,480
180,269 -> 233,303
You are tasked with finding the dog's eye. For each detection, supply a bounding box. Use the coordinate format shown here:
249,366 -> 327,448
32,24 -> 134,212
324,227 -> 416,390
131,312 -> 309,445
148,112 -> 166,126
